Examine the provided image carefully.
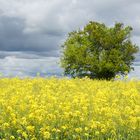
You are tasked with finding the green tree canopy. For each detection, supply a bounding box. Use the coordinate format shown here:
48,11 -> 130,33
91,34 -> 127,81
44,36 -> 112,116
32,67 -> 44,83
60,21 -> 139,80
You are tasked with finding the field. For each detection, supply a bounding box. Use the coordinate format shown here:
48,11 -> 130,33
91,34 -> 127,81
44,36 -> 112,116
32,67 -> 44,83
0,77 -> 140,140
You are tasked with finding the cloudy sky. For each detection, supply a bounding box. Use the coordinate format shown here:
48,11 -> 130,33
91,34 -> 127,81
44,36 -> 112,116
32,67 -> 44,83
0,0 -> 140,78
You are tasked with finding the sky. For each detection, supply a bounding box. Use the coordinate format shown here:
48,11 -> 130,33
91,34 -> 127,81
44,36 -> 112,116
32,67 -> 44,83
0,0 -> 140,78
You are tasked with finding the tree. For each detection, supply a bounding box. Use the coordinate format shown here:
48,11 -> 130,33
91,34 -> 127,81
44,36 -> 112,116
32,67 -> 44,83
60,21 -> 139,80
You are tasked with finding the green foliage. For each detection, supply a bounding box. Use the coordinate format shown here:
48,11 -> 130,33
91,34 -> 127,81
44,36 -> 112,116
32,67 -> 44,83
60,21 -> 139,80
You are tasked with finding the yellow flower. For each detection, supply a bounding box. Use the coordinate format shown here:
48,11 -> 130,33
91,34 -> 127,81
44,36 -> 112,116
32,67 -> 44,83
61,125 -> 67,130
95,131 -> 100,136
84,133 -> 89,137
17,129 -> 22,134
10,136 -> 15,140
52,128 -> 57,132
2,123 -> 10,129
75,127 -> 82,133
43,131 -> 50,139
56,129 -> 61,133
101,128 -> 106,133
84,127 -> 88,131
0,78 -> 140,139
22,132 -> 28,139
26,125 -> 35,133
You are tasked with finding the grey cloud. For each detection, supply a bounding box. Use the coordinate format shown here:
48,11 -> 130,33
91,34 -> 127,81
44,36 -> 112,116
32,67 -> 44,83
0,56 -> 63,77
0,50 -> 60,59
0,16 -> 62,53
0,51 -> 39,59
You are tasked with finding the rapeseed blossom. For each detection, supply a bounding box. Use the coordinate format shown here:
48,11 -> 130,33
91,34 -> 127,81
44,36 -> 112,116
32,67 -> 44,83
0,77 -> 140,139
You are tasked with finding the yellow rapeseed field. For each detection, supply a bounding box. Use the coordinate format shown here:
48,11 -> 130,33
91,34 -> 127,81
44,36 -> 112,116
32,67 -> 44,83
0,77 -> 140,140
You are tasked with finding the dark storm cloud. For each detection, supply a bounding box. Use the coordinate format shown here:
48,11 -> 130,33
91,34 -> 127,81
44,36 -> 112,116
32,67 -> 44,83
0,0 -> 140,54
0,16 -> 26,51
0,16 -> 62,53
